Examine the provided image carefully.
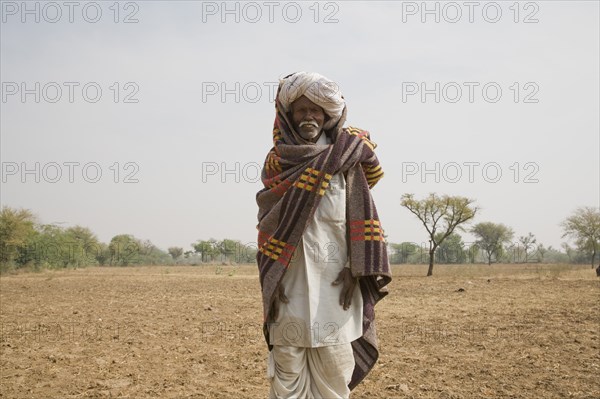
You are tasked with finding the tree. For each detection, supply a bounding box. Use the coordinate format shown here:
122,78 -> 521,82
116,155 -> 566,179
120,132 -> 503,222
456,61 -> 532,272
466,242 -> 480,264
95,242 -> 110,265
471,222 -> 514,265
193,239 -> 219,263
518,233 -> 537,263
0,207 -> 36,266
64,226 -> 101,267
23,224 -> 68,268
168,247 -> 184,260
401,193 -> 478,276
108,234 -> 140,266
218,239 -> 238,263
7,220 -> 102,269
504,242 -> 518,263
435,232 -> 466,264
561,242 -> 574,263
237,242 -> 258,263
561,206 -> 600,268
542,245 -> 569,263
137,240 -> 170,265
389,242 -> 421,264
536,243 -> 547,262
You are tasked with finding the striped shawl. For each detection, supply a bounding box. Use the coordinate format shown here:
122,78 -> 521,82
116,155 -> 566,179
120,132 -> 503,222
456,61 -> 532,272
256,94 -> 392,390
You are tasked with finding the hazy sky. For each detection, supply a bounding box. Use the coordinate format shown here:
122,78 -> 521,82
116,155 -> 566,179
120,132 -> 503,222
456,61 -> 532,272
1,0 -> 599,253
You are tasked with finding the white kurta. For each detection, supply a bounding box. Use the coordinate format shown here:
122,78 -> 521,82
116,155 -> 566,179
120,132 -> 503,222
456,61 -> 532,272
269,132 -> 363,348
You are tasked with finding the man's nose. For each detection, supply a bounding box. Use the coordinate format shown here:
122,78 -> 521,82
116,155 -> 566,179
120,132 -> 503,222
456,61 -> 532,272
304,110 -> 316,120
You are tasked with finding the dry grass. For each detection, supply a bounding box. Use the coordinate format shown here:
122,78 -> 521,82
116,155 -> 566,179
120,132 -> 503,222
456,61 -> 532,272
1,264 -> 598,398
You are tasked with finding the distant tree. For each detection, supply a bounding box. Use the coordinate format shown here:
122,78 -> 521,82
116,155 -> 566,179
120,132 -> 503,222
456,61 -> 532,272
560,242 -> 576,263
401,193 -> 478,276
138,240 -> 171,265
218,239 -> 238,263
466,242 -> 480,264
8,220 -> 102,269
168,247 -> 184,260
193,239 -> 219,263
561,242 -> 574,263
543,245 -> 569,263
1,206 -> 171,269
238,242 -> 258,263
106,236 -> 169,266
561,206 -> 600,268
504,242 -> 517,263
389,242 -> 421,264
435,232 -> 466,264
25,224 -> 69,267
63,226 -> 101,267
536,243 -> 547,262
95,242 -> 110,265
471,222 -> 514,265
108,234 -> 140,266
519,233 -> 537,263
0,207 -> 36,266
229,241 -> 259,263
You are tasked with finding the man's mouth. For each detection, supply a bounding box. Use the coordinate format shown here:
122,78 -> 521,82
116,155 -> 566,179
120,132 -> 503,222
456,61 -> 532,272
299,121 -> 319,129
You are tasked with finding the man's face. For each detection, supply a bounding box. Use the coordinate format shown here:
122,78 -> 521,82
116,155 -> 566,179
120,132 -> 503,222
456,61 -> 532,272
290,95 -> 327,142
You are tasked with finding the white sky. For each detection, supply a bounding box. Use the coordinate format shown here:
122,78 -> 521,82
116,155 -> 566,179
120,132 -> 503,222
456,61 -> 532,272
1,0 -> 599,252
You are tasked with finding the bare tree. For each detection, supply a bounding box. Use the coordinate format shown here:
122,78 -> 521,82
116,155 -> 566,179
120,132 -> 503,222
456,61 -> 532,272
519,233 -> 537,263
401,193 -> 478,276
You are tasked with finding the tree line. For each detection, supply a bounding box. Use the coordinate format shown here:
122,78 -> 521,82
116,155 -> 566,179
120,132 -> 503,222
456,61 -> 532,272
169,238 -> 257,265
388,233 -> 587,265
0,206 -> 256,272
400,193 -> 599,275
1,197 -> 598,275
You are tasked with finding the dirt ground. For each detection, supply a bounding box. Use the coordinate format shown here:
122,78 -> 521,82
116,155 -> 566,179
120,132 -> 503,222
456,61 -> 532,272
1,264 -> 598,399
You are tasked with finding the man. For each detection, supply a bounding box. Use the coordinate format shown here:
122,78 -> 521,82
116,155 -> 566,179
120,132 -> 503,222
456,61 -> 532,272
256,72 -> 392,398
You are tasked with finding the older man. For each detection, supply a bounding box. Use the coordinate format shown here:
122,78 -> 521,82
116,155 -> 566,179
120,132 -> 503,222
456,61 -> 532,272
256,72 -> 391,398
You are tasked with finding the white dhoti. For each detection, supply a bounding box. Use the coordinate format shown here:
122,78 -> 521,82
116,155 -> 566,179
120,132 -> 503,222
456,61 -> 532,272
268,343 -> 355,399
267,132 -> 363,398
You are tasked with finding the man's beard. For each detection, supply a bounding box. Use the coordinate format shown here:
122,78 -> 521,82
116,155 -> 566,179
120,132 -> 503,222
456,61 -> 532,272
296,120 -> 322,141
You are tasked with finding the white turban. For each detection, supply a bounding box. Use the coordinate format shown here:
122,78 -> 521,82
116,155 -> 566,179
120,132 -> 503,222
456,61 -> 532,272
278,72 -> 345,131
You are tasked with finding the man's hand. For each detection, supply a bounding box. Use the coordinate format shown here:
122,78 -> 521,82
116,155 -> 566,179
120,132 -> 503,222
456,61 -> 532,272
332,267 -> 358,311
269,284 -> 289,321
